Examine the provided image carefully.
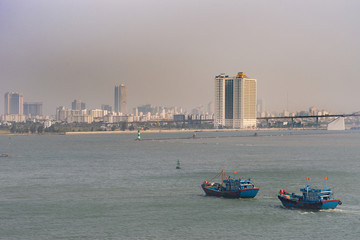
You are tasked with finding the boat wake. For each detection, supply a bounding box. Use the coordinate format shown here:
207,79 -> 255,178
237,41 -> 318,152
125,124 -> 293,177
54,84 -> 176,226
320,207 -> 360,215
299,211 -> 317,215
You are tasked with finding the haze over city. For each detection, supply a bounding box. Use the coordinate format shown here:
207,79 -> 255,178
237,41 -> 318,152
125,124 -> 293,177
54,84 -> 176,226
1,0 -> 359,115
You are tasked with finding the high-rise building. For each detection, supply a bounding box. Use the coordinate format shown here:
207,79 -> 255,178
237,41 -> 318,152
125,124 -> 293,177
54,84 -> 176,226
72,99 -> 86,110
4,92 -> 23,115
56,106 -> 69,121
137,104 -> 155,115
207,102 -> 213,115
23,102 -> 43,116
101,104 -> 112,112
214,72 -> 257,128
257,99 -> 264,117
114,84 -> 127,113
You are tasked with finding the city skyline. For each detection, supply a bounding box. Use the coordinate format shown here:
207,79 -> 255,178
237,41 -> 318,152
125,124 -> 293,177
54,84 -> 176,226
1,1 -> 360,115
1,83 -> 357,118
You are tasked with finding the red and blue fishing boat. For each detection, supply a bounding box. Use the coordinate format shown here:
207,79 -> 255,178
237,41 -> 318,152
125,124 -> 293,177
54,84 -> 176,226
278,177 -> 342,210
201,170 -> 259,198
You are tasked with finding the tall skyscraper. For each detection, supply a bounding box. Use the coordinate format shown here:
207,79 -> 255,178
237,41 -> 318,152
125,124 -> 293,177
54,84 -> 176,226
72,99 -> 86,110
4,92 -> 23,115
214,72 -> 257,128
23,102 -> 43,116
114,84 -> 127,114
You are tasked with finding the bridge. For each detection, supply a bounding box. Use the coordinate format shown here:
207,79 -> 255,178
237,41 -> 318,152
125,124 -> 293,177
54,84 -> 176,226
256,112 -> 360,128
257,112 -> 360,120
124,112 -> 360,129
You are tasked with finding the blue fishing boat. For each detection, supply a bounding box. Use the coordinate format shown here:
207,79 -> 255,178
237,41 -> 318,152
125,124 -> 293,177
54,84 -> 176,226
201,170 -> 259,198
278,177 -> 342,210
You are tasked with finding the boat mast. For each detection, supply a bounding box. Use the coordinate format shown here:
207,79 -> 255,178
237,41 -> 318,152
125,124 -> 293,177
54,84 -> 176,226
221,170 -> 225,187
324,176 -> 328,189
306,177 -> 309,200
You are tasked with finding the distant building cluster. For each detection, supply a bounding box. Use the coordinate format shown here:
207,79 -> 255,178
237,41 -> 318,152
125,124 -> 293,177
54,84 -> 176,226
55,84 -> 130,123
52,84 -> 213,124
1,92 -> 45,123
55,105 -> 133,124
133,104 -> 183,122
1,83 -> 213,126
258,106 -> 330,118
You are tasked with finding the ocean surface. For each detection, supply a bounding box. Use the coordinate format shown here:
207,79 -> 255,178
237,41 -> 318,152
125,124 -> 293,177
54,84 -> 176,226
0,130 -> 359,239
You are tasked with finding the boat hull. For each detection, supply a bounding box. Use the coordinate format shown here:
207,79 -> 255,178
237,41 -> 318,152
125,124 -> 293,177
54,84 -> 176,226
278,195 -> 341,210
202,185 -> 259,198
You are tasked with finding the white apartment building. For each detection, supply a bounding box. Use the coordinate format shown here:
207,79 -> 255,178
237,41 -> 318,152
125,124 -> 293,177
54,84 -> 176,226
89,109 -> 108,118
67,115 -> 93,124
214,72 -> 257,129
1,114 -> 26,123
56,107 -> 97,123
103,115 -> 133,123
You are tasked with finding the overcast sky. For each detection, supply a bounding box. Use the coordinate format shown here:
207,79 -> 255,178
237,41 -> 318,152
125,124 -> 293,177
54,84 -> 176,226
1,0 -> 359,115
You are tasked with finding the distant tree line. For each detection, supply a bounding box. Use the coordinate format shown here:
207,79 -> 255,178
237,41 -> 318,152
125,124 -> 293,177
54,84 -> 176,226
9,122 -> 44,134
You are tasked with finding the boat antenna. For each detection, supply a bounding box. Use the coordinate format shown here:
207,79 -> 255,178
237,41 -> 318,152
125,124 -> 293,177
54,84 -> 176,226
324,176 -> 328,189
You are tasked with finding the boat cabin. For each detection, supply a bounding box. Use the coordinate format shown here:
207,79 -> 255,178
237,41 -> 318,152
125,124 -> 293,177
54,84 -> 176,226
300,187 -> 333,202
223,178 -> 255,191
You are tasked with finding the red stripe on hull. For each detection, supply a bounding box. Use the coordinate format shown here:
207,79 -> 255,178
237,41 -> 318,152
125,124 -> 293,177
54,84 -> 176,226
202,185 -> 259,198
322,199 -> 341,203
240,188 -> 260,191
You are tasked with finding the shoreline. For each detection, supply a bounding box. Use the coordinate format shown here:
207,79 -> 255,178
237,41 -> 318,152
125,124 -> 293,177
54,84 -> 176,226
63,128 -> 327,135
2,128 -> 346,136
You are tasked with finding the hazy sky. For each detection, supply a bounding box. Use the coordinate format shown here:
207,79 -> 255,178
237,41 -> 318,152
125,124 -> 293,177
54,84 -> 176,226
1,0 -> 359,115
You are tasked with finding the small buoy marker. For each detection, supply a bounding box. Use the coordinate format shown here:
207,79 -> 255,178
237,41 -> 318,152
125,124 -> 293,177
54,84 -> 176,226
176,159 -> 181,169
136,130 -> 141,141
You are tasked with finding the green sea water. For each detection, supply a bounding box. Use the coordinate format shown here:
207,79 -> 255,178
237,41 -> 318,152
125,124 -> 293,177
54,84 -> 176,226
0,131 -> 359,239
